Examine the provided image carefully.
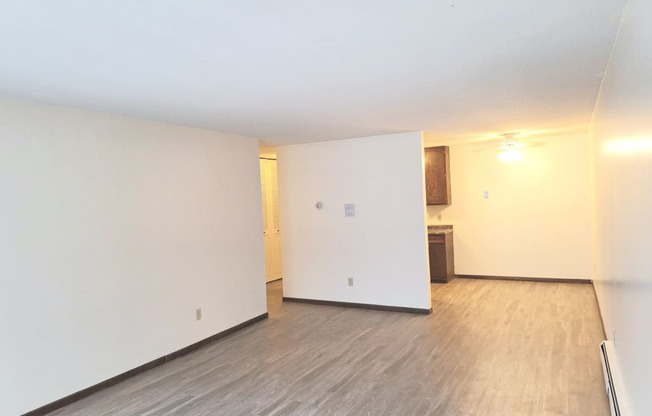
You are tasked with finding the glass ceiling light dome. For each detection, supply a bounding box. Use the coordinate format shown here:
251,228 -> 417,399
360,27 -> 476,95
498,142 -> 523,162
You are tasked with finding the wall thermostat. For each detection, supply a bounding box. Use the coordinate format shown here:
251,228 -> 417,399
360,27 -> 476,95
344,203 -> 355,217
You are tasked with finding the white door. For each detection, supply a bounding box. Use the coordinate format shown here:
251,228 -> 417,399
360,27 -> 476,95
260,159 -> 282,282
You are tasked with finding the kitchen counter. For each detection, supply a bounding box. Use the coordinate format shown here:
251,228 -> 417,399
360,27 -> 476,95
427,225 -> 453,235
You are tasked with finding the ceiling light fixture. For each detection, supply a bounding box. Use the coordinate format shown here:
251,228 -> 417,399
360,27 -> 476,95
472,132 -> 543,161
497,142 -> 523,163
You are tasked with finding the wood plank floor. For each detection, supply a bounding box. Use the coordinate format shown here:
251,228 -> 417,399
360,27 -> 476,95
47,278 -> 610,416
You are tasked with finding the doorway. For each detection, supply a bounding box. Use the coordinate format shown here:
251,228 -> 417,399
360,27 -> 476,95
260,157 -> 282,282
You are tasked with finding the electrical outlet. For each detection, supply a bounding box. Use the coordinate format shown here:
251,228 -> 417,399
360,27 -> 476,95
348,277 -> 354,287
195,308 -> 202,321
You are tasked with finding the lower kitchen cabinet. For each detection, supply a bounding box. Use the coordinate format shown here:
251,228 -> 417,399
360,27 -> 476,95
428,232 -> 455,283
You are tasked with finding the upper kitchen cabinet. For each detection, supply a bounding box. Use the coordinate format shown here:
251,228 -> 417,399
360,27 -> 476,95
424,146 -> 451,205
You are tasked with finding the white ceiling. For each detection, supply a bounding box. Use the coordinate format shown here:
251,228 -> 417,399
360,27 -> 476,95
0,1 -> 625,145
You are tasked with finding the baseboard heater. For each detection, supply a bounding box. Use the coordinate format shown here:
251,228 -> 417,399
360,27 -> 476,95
600,340 -> 623,416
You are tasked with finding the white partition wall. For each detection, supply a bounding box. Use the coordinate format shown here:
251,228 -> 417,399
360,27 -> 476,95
277,132 -> 431,311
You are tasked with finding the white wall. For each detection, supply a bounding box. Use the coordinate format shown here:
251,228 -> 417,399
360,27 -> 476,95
0,98 -> 267,416
425,134 -> 593,279
278,132 -> 431,310
591,0 -> 652,413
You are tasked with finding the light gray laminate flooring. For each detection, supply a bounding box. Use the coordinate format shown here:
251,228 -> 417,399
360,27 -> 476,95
48,279 -> 610,416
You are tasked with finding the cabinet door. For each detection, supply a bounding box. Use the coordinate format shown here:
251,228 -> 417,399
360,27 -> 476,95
428,233 -> 455,283
429,242 -> 448,282
424,146 -> 451,205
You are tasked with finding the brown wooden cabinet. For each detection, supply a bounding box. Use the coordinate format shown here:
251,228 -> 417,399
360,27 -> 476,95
424,146 -> 451,205
428,232 -> 455,283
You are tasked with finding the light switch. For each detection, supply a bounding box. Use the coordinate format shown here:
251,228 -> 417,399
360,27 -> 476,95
482,191 -> 490,199
344,203 -> 355,217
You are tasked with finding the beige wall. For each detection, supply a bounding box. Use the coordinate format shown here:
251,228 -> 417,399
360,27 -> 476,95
591,0 -> 652,413
0,98 -> 267,416
425,133 -> 593,279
